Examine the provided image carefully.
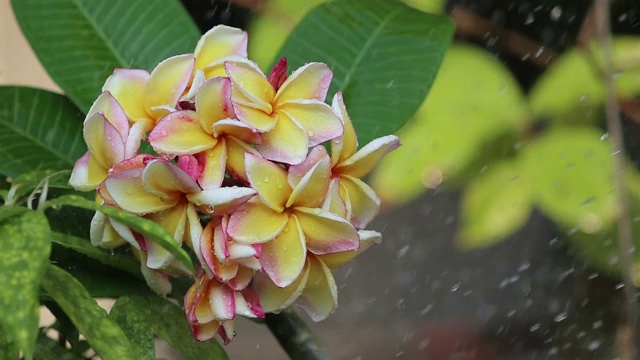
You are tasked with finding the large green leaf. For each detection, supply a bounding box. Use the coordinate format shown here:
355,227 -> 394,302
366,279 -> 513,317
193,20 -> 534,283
11,0 -> 201,112
108,299 -> 158,360
0,211 -> 51,360
40,264 -> 135,359
45,195 -> 195,274
111,296 -> 228,360
0,87 -> 85,178
275,0 -> 453,146
34,332 -> 85,360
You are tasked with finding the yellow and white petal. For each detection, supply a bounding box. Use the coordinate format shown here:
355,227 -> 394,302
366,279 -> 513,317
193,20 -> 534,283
185,203 -> 205,267
286,148 -> 332,208
83,112 -> 125,169
232,102 -> 277,132
296,256 -> 337,321
339,175 -> 380,229
105,167 -> 177,214
124,118 -> 151,159
187,186 -> 257,216
103,68 -> 150,123
69,151 -> 108,191
228,266 -> 254,291
293,208 -> 359,254
213,119 -> 261,144
227,199 -> 288,244
144,201 -> 188,269
149,110 -> 217,155
142,160 -> 201,198
287,145 -> 327,188
88,211 -> 127,249
86,91 -> 130,139
260,215 -> 307,288
256,113 -> 308,165
321,230 -> 382,269
195,25 -> 248,75
139,251 -> 173,296
208,280 -> 236,321
196,77 -> 235,133
253,261 -> 309,312
195,141 -> 227,189
280,100 -> 342,146
225,137 -> 260,182
334,135 -> 401,178
245,152 -> 291,212
321,178 -> 351,220
144,54 -> 195,120
225,60 -> 274,112
275,62 -> 333,103
330,92 -> 358,164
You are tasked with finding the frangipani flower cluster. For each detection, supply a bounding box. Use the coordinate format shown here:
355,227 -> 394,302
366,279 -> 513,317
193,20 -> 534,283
68,25 -> 400,344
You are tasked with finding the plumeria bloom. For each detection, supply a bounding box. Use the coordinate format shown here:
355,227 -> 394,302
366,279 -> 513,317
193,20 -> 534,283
326,92 -> 401,229
254,230 -> 381,321
69,92 -> 147,190
193,25 -> 248,80
148,77 -> 262,188
227,147 -> 359,288
185,270 -> 264,343
225,58 -> 343,164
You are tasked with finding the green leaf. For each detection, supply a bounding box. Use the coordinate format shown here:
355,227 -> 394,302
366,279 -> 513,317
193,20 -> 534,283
0,205 -> 29,222
275,0 -> 454,146
108,299 -> 157,360
0,87 -> 85,178
458,160 -> 532,249
34,331 -> 85,360
51,232 -> 140,275
10,170 -> 73,201
45,195 -> 195,274
522,127 -> 618,234
11,0 -> 201,112
111,296 -> 228,360
0,211 -> 51,360
371,44 -> 530,206
40,264 -> 135,359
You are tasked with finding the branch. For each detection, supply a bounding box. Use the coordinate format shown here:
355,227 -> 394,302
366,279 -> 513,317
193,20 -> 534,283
265,308 -> 333,360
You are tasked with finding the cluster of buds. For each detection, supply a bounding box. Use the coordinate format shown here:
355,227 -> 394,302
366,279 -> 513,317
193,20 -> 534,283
69,25 -> 400,343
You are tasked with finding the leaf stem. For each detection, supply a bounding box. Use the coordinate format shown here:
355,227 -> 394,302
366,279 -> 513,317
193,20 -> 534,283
265,308 -> 333,360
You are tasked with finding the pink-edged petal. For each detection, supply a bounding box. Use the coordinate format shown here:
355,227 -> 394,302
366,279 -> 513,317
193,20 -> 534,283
144,54 -> 195,120
144,202 -> 188,269
195,25 -> 248,75
227,199 -> 288,244
232,101 -> 277,132
268,57 -> 288,90
287,145 -> 327,188
286,148 -> 332,208
184,69 -> 206,101
297,256 -> 337,321
209,281 -> 236,320
334,135 -> 401,178
84,112 -> 125,169
69,151 -> 108,191
245,152 -> 291,212
196,77 -> 235,133
105,167 -> 176,214
292,208 -> 359,254
227,266 -> 254,291
330,92 -> 358,163
253,261 -> 309,312
260,215 -> 307,287
321,230 -> 382,269
225,60 -> 274,112
280,100 -> 342,146
218,320 -> 235,344
235,287 -> 264,317
256,113 -> 308,165
236,256 -> 261,270
103,69 -> 150,123
86,91 -> 130,139
226,137 -> 260,182
149,110 -> 217,155
213,119 -> 261,144
321,178 -> 351,221
89,211 -> 127,249
177,155 -> 202,182
191,321 -> 220,342
142,160 -> 201,197
187,186 -> 257,216
193,280 -> 217,323
199,219 -> 227,276
228,242 -> 260,259
138,251 -> 172,295
340,175 -> 380,229
124,119 -> 151,159
275,62 -> 333,103
185,202 -> 205,265
195,141 -> 227,189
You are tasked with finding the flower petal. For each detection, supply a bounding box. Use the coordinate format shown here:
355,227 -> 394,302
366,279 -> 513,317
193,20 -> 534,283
321,178 -> 351,221
69,151 -> 108,191
226,137 -> 260,182
185,203 -> 204,266
280,100 -> 342,146
334,134 -> 401,178
84,112 -> 125,169
232,102 -> 277,132
293,208 -> 359,254
139,251 -> 173,296
87,91 -> 130,139
339,175 -> 380,229
260,215 -> 307,287
196,77 -> 235,133
103,69 -> 150,123
209,280 -> 236,320
235,288 -> 264,317
124,119 -> 151,159
227,266 -> 254,291
213,119 -> 261,144
144,54 -> 195,120
105,167 -> 176,214
286,148 -> 332,208
297,256 -> 337,321
89,211 -> 127,249
187,186 -> 257,217
195,141 -> 227,189
330,92 -> 358,164
245,152 -> 291,212
287,145 -> 327,188
142,160 -> 201,198
144,202 -> 188,269
195,25 -> 248,76
253,261 -> 309,312
256,113 -> 308,165
225,60 -> 274,113
275,62 -> 333,103
321,230 -> 382,269
227,198 -> 288,244
149,110 -> 217,155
